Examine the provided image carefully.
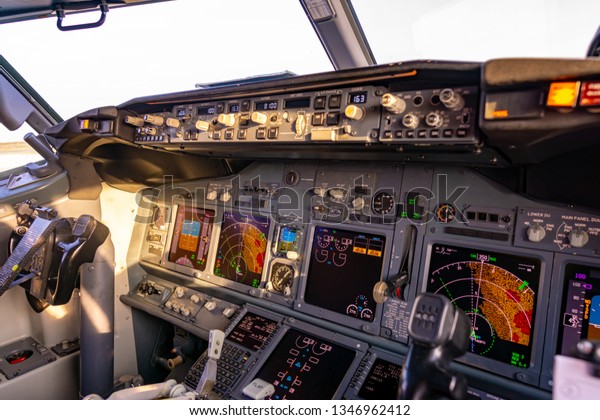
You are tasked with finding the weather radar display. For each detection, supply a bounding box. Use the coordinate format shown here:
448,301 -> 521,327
214,212 -> 270,287
427,244 -> 541,368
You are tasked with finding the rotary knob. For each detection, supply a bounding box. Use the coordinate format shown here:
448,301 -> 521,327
217,113 -> 236,127
440,88 -> 465,111
569,228 -> 589,248
180,307 -> 191,317
195,120 -> 211,132
381,93 -> 406,114
425,112 -> 443,128
402,113 -> 420,129
190,294 -> 202,304
166,118 -> 181,128
251,111 -> 268,125
329,188 -> 345,200
352,197 -> 366,210
220,191 -> 232,202
124,116 -> 145,127
206,190 -> 218,201
144,114 -> 164,125
175,286 -> 185,298
345,105 -> 365,120
526,224 -> 546,243
313,187 -> 326,197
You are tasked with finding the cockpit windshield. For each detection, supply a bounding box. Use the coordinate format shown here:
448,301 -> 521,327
351,0 -> 600,63
0,0 -> 331,119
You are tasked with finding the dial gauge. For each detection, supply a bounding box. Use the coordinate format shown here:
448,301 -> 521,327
372,192 -> 395,215
270,262 -> 294,293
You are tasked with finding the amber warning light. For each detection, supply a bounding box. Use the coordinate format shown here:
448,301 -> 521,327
579,82 -> 600,106
547,81 -> 580,107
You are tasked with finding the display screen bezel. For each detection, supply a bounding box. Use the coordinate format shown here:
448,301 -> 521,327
419,238 -> 551,387
294,222 -> 393,335
161,202 -> 219,277
231,320 -> 367,400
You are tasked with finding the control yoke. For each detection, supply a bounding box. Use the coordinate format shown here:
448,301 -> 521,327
399,293 -> 470,400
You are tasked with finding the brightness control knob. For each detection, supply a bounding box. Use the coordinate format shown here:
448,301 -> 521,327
217,113 -> 236,127
206,190 -> 218,201
402,113 -> 420,129
345,105 -> 365,120
569,228 -> 589,248
440,88 -> 465,111
425,112 -> 443,128
526,224 -> 546,243
251,112 -> 268,125
381,93 -> 406,114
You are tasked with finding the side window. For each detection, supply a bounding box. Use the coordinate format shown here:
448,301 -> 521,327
0,123 -> 44,174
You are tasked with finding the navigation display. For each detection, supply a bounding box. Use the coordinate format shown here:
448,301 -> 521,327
358,358 -> 402,400
228,312 -> 278,352
254,329 -> 355,400
168,206 -> 214,271
557,263 -> 600,355
214,212 -> 270,287
305,226 -> 386,322
427,243 -> 541,368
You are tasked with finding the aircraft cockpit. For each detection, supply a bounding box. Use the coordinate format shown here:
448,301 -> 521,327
0,0 -> 599,404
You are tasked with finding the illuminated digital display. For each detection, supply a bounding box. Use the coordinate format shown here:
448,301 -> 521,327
197,105 -> 216,115
255,100 -> 279,111
228,312 -> 278,352
427,244 -> 541,368
305,226 -> 386,323
254,329 -> 355,400
284,97 -> 310,109
358,358 -> 402,400
229,103 -> 240,113
214,212 -> 270,287
168,206 -> 214,271
349,92 -> 368,104
276,226 -> 300,255
557,264 -> 600,355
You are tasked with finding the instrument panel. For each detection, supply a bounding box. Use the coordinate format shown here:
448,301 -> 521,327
127,83 -> 479,147
125,160 -> 600,399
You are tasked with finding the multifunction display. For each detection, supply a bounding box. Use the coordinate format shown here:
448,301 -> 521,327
228,312 -> 278,352
214,212 -> 270,287
254,329 -> 355,399
305,226 -> 386,322
358,358 -> 402,400
427,244 -> 541,368
168,206 -> 214,270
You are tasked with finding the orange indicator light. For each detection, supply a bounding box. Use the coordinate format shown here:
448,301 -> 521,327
491,109 -> 509,118
547,81 -> 580,107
